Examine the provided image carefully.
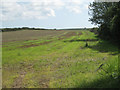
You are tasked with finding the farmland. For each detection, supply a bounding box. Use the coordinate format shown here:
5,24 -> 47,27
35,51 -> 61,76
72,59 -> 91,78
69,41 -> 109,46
2,30 -> 119,88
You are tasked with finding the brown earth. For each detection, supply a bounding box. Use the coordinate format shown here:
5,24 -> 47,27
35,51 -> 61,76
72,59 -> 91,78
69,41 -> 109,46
58,32 -> 77,40
78,32 -> 82,36
12,71 -> 27,88
2,30 -> 66,42
19,41 -> 52,48
2,30 -> 82,43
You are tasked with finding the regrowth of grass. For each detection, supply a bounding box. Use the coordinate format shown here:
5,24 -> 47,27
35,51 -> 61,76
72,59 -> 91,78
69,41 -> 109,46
2,30 -> 119,88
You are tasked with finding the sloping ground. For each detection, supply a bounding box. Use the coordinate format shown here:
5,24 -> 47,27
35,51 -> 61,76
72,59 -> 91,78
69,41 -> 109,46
2,30 -> 119,88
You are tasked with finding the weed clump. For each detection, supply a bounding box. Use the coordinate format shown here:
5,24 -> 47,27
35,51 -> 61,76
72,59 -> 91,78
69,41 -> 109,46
85,42 -> 88,47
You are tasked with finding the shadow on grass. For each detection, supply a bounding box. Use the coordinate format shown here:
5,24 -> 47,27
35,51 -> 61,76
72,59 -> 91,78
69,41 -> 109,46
88,40 -> 119,55
64,39 -> 119,55
64,39 -> 99,42
76,75 -> 119,88
64,39 -> 119,88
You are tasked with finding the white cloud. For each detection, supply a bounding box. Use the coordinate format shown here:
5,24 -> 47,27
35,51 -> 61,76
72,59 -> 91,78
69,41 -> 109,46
1,2 -> 23,21
1,0 -> 65,21
64,0 -> 94,14
0,0 -> 94,21
66,6 -> 82,14
69,0 -> 84,5
22,7 -> 55,19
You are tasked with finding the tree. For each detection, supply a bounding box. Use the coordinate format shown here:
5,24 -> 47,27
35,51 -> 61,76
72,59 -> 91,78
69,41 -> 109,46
88,2 -> 120,43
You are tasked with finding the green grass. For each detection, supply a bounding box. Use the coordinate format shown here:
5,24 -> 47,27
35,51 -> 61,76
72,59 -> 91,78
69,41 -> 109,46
2,30 -> 119,88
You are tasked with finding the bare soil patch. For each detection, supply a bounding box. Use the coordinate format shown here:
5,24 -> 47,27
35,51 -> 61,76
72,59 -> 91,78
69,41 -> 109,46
2,30 -> 66,42
58,32 -> 77,40
19,41 -> 52,48
12,71 -> 27,88
78,32 -> 82,36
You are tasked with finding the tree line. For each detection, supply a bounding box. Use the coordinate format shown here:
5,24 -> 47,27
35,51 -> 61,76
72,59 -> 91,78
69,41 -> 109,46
1,27 -> 49,32
89,2 -> 120,45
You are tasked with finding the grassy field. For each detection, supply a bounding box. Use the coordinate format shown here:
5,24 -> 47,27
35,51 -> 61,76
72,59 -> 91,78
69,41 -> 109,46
2,30 -> 119,88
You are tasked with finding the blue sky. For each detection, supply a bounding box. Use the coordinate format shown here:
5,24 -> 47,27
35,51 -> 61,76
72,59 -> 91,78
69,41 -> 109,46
0,0 -> 95,29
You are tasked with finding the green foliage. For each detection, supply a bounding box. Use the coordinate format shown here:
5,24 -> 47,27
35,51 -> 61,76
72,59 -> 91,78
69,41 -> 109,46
89,2 -> 120,44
